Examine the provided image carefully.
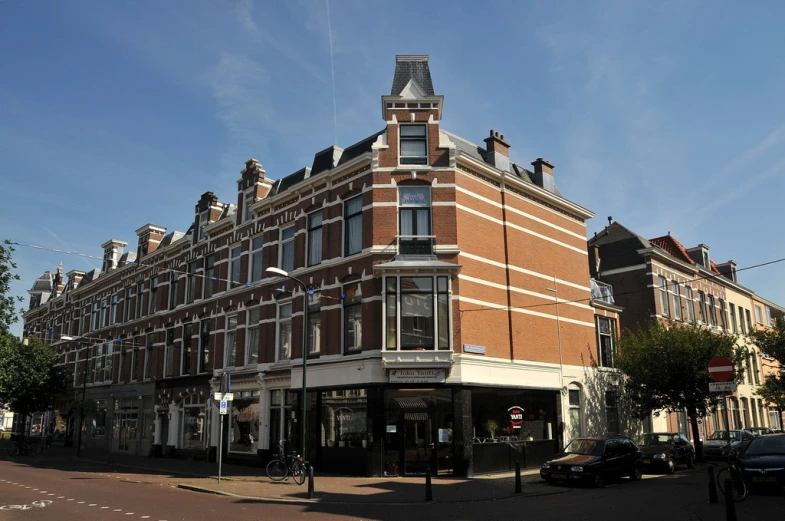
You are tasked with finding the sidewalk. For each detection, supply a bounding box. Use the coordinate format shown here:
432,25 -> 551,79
29,445 -> 561,504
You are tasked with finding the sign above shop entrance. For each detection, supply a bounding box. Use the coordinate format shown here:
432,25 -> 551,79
389,368 -> 446,384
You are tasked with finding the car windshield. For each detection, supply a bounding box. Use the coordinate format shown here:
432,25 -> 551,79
709,431 -> 741,441
564,439 -> 604,456
744,436 -> 785,456
642,434 -> 673,446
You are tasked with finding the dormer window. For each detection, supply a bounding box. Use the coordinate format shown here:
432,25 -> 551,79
702,250 -> 710,268
400,124 -> 427,165
198,212 -> 208,240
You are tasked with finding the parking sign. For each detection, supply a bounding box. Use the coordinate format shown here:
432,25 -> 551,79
220,400 -> 228,415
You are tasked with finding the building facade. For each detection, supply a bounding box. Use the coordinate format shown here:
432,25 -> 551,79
588,222 -> 785,439
23,55 -> 621,476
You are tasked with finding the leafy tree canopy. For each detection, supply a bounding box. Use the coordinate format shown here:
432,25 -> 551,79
0,334 -> 67,419
751,317 -> 785,414
616,320 -> 745,418
0,240 -> 23,331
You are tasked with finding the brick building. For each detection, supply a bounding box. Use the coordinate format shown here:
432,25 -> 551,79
588,221 -> 785,438
23,55 -> 620,476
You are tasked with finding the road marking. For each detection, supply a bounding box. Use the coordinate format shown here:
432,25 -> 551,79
57,496 -> 65,499
33,488 -> 38,491
67,499 -> 74,501
89,504 -> 97,506
125,513 -> 134,515
141,516 -> 150,519
101,506 -> 109,509
48,494 -> 55,496
25,486 -> 31,488
114,509 -> 122,511
78,501 -> 85,504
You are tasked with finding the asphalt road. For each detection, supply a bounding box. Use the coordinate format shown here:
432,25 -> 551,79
0,459 -> 781,521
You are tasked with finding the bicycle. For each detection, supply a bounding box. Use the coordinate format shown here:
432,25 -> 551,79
5,438 -> 41,457
716,453 -> 747,502
266,440 -> 307,485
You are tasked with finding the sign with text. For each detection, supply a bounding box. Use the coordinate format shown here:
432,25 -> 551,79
463,344 -> 486,355
508,406 -> 524,429
709,381 -> 737,393
389,368 -> 446,384
214,393 -> 234,402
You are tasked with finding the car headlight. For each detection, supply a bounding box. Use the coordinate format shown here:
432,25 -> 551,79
570,466 -> 583,473
541,462 -> 550,469
653,453 -> 667,459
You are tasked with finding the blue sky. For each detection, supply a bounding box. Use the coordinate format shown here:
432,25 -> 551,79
2,0 -> 785,337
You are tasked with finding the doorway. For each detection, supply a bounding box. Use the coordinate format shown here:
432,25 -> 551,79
403,416 -> 433,475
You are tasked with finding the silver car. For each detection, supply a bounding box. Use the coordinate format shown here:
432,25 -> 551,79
703,430 -> 755,459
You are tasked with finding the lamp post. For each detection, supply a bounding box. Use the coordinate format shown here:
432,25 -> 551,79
266,267 -> 309,461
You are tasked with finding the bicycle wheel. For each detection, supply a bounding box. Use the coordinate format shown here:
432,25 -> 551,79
266,459 -> 288,481
716,467 -> 747,501
292,461 -> 306,485
6,444 -> 18,457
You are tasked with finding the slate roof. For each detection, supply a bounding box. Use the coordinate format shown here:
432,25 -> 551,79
440,130 -> 536,185
30,272 -> 53,292
391,56 -> 434,96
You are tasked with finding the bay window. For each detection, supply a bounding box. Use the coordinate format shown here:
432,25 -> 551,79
384,275 -> 450,350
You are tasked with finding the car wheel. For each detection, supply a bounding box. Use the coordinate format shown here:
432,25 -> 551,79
686,455 -> 695,470
666,460 -> 675,474
630,465 -> 643,481
593,473 -> 606,488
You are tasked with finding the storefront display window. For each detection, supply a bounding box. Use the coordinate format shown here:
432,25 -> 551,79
321,389 -> 369,448
229,391 -> 260,453
269,389 -> 293,450
181,394 -> 206,450
92,399 -> 107,437
471,389 -> 557,442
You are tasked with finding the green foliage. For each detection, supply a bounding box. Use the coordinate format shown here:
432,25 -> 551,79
0,240 -> 23,331
756,374 -> 785,412
616,320 -> 745,418
0,334 -> 67,418
751,318 -> 785,365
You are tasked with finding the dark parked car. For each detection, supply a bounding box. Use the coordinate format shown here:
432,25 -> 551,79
639,433 -> 695,473
540,435 -> 643,488
747,426 -> 776,437
704,430 -> 755,459
737,433 -> 785,492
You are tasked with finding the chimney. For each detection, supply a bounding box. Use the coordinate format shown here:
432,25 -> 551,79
195,192 -> 222,242
54,262 -> 65,297
590,245 -> 601,278
66,269 -> 85,290
530,158 -> 557,193
484,130 -> 511,172
101,239 -> 128,273
135,224 -> 167,259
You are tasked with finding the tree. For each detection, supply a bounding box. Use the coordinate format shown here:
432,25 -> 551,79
615,320 -> 745,462
0,334 -> 67,438
0,240 -> 23,331
751,318 -> 785,425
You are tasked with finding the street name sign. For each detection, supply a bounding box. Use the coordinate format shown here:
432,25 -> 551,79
214,392 -> 234,402
709,381 -> 737,393
708,356 -> 734,382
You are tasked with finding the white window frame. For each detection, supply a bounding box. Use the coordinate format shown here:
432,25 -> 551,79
730,302 -> 738,332
307,291 -> 321,355
708,295 -> 716,326
344,196 -> 363,256
280,226 -> 295,273
277,302 -> 292,361
203,255 -> 216,298
307,211 -> 323,267
165,328 -> 175,377
249,235 -> 264,283
110,295 -> 118,325
684,286 -> 695,322
181,324 -> 192,376
343,283 -> 363,354
100,298 -> 109,328
399,124 -> 428,165
671,281 -> 682,320
567,385 -> 583,442
755,305 -> 763,324
149,277 -> 158,314
658,276 -> 669,316
229,245 -> 242,288
596,316 -> 616,368
224,315 -> 238,368
245,307 -> 260,366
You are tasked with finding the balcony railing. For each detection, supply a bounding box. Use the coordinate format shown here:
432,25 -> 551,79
591,279 -> 615,304
396,235 -> 435,256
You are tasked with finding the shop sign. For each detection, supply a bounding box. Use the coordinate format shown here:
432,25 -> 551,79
508,406 -> 524,429
389,368 -> 446,384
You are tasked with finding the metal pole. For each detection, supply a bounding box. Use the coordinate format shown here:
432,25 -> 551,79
218,414 -> 224,484
301,284 -> 308,462
76,352 -> 87,457
707,464 -> 718,503
723,394 -> 732,456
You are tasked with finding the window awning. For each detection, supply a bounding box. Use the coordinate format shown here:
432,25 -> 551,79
390,396 -> 430,422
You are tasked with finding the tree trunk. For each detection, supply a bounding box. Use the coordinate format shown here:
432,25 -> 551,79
688,413 -> 704,462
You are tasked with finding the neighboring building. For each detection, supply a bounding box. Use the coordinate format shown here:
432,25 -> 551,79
588,222 -> 785,439
23,55 -> 620,477
750,294 -> 785,430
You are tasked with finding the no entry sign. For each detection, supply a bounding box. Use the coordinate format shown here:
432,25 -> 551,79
708,356 -> 734,382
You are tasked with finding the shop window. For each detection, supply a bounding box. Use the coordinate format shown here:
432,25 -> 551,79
93,400 -> 107,437
268,390 -> 293,450
343,283 -> 362,354
225,315 -> 238,367
245,308 -> 260,366
596,316 -> 616,368
229,391 -> 260,453
321,389 -> 369,448
181,394 -> 206,450
384,275 -> 450,350
307,292 -> 321,355
344,196 -> 363,256
568,386 -> 582,442
277,302 -> 292,361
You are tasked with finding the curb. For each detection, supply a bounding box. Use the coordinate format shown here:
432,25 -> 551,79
175,482 -> 570,505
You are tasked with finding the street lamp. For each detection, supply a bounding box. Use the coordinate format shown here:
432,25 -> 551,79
266,267 -> 310,461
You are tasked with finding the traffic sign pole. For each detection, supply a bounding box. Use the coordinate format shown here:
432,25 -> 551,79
218,414 -> 224,484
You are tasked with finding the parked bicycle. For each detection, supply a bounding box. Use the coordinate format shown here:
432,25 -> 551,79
716,452 -> 747,502
266,440 -> 306,485
6,438 -> 41,457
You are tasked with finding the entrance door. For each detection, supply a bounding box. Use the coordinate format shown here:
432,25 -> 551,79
402,417 -> 433,475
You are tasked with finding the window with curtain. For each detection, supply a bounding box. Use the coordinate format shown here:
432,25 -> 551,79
225,315 -> 237,367
280,226 -> 295,273
596,316 -> 616,367
399,124 -> 427,164
230,246 -> 242,287
344,196 -> 363,256
343,283 -> 362,354
671,281 -> 682,320
308,211 -> 323,266
684,286 -> 695,322
698,291 -> 707,323
246,308 -> 260,366
203,255 -> 216,298
250,236 -> 264,282
307,292 -> 321,355
277,303 -> 292,361
385,275 -> 450,351
658,276 -> 669,316
568,387 -> 582,442
708,295 -> 716,326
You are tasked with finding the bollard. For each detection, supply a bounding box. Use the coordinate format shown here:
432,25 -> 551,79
707,465 -> 718,504
724,478 -> 737,521
307,465 -> 315,499
425,467 -> 433,501
515,460 -> 522,494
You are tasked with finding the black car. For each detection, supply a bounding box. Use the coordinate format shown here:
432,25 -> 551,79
540,435 -> 643,487
639,433 -> 695,473
747,426 -> 776,437
738,433 -> 785,492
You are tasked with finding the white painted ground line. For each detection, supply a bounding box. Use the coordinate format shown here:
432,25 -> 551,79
101,506 -> 109,509
89,503 -> 97,506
